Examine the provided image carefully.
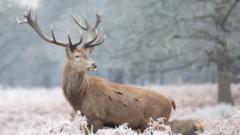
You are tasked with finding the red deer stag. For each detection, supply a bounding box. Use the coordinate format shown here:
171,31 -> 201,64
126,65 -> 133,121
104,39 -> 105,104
17,9 -> 176,132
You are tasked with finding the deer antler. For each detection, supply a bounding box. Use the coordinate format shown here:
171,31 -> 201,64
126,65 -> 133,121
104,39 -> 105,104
72,12 -> 105,48
17,9 -> 83,48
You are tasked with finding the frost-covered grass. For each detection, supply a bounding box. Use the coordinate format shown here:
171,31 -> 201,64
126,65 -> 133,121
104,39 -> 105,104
0,84 -> 239,135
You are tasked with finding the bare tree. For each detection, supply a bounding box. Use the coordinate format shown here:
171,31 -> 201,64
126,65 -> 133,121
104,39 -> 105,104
170,0 -> 240,104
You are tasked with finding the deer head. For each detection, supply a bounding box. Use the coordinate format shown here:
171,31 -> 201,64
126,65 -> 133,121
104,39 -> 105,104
17,9 -> 105,73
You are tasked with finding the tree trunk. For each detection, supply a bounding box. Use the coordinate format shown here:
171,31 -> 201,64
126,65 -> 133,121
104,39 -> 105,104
217,65 -> 234,104
216,46 -> 234,105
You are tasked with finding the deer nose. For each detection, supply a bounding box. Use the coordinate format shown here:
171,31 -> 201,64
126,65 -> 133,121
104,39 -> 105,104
92,63 -> 97,68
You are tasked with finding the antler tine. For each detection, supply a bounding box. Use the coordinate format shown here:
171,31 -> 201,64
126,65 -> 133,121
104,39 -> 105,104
83,30 -> 98,48
24,7 -> 31,19
93,12 -> 102,30
87,37 -> 105,47
50,25 -> 56,41
67,30 -> 73,46
16,8 -> 31,24
18,9 -> 83,48
72,16 -> 88,31
71,12 -> 105,48
16,17 -> 27,24
84,19 -> 91,30
73,14 -> 101,31
81,13 -> 104,48
75,29 -> 83,46
86,31 -> 105,47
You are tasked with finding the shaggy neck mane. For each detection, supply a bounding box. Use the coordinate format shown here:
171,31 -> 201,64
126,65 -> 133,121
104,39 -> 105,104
63,63 -> 88,110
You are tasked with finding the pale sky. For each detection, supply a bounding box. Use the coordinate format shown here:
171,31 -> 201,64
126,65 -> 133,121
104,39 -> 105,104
13,0 -> 41,9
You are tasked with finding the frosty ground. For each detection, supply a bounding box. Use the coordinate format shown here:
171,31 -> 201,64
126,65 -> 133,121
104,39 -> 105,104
0,84 -> 239,135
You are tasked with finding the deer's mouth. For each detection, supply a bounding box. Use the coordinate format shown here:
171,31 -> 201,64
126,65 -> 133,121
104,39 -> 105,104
87,67 -> 97,71
87,63 -> 97,71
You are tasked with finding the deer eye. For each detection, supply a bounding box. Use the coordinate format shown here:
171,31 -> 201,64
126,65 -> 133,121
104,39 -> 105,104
75,55 -> 80,58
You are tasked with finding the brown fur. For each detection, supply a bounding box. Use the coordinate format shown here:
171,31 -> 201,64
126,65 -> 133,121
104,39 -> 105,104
168,119 -> 204,135
63,56 -> 176,132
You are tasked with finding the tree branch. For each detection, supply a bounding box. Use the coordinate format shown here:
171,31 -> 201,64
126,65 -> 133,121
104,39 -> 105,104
160,58 -> 206,73
220,0 -> 240,32
173,29 -> 219,44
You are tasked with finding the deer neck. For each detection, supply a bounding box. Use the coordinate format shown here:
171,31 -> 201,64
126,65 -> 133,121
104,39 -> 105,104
63,63 -> 88,110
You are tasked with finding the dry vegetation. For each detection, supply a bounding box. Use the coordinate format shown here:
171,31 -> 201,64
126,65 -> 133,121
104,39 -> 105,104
0,84 -> 239,135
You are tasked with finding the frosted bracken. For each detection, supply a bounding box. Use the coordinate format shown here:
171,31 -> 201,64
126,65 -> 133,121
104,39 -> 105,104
0,84 -> 239,135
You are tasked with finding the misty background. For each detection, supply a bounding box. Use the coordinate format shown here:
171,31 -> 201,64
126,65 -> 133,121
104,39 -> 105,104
0,0 -> 240,88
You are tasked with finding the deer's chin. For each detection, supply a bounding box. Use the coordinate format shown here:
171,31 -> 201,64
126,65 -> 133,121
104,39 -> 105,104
87,67 -> 97,71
